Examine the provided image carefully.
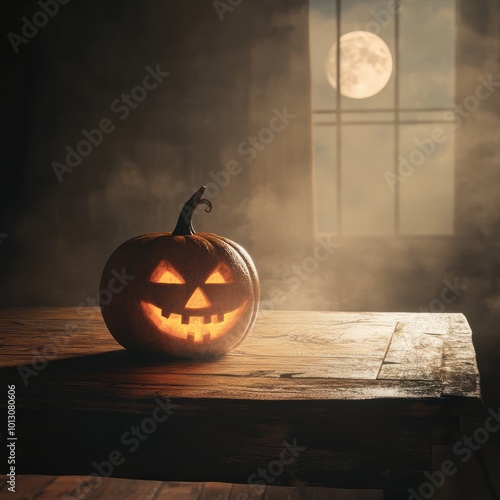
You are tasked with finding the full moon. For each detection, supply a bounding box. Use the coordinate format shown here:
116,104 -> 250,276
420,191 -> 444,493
326,31 -> 393,99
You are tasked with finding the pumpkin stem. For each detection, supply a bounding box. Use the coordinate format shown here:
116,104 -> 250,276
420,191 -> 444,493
172,186 -> 212,236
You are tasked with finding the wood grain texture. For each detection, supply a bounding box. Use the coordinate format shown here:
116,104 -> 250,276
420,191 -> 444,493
229,483 -> 267,500
0,309 -> 481,404
0,475 -> 386,500
0,308 -> 484,495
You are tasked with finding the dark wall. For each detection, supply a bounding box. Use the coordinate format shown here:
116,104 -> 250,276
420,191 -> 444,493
1,0 -> 312,306
454,0 -> 500,404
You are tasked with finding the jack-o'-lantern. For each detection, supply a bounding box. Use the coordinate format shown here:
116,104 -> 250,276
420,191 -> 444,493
99,186 -> 260,358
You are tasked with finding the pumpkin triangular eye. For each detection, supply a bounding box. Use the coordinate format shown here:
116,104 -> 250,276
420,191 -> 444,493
151,262 -> 185,284
205,263 -> 233,284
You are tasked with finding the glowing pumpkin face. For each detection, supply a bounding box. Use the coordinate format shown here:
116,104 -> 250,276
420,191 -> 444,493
100,186 -> 260,359
141,260 -> 248,343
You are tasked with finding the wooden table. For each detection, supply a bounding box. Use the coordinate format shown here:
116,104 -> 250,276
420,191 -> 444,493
0,308 -> 483,499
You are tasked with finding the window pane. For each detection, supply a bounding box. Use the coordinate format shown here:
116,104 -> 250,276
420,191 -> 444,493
313,125 -> 338,233
309,0 -> 456,237
400,0 -> 456,108
314,112 -> 337,124
342,125 -> 394,235
399,124 -> 455,235
310,0 -> 338,111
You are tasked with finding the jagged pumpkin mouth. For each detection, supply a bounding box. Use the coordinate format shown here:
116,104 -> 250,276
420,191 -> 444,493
140,301 -> 247,343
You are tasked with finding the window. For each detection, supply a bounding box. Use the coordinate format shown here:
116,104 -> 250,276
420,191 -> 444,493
310,0 -> 456,236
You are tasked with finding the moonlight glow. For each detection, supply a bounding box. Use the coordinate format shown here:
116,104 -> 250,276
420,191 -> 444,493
326,31 -> 393,99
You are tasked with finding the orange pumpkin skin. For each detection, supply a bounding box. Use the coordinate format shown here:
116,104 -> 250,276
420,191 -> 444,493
100,188 -> 259,358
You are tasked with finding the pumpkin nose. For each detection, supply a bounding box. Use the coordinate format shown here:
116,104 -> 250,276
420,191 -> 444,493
185,287 -> 211,309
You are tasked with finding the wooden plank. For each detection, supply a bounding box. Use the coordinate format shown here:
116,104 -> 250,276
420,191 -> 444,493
377,323 -> 444,381
4,353 -> 382,380
1,350 -> 384,380
0,307 -> 89,320
377,313 -> 480,399
28,475 -> 162,499
0,476 -> 384,500
0,313 -> 396,360
199,482 -> 233,499
7,374 -> 446,412
235,315 -> 397,359
0,476 -> 206,500
85,476 -> 162,499
0,475 -> 56,498
229,483 -> 267,499
155,482 -> 204,499
441,316 -> 480,398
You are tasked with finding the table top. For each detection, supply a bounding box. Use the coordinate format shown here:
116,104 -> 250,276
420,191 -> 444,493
0,308 -> 481,414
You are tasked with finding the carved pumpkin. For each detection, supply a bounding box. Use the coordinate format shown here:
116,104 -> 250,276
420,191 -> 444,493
100,186 -> 260,358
